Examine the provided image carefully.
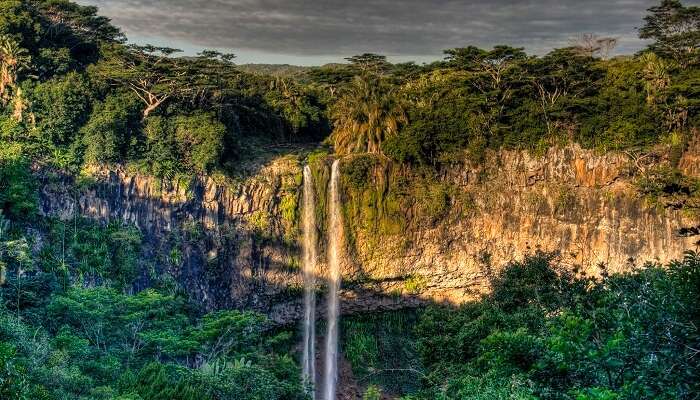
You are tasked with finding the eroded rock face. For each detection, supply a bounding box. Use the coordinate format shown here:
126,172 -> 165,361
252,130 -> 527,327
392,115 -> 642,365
680,131 -> 700,178
39,158 -> 305,314
38,145 -> 698,323
345,145 -> 697,308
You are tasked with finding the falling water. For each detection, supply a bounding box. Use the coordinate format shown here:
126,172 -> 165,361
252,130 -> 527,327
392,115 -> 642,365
323,160 -> 342,400
301,166 -> 317,398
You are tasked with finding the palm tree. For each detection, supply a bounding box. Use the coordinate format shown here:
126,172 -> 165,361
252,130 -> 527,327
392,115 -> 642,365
330,75 -> 406,155
0,35 -> 30,105
640,52 -> 670,106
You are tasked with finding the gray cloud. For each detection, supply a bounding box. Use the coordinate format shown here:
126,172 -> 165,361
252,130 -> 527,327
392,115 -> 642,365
77,0 -> 663,63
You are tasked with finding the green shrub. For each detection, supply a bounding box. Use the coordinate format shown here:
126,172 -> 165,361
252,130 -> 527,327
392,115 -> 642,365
30,72 -> 92,146
343,154 -> 378,190
143,116 -> 179,179
635,166 -> 700,211
247,210 -> 271,237
81,92 -> 141,164
363,385 -> 382,400
0,144 -> 36,219
280,192 -> 299,242
404,274 -> 427,294
173,113 -> 225,174
411,252 -> 700,399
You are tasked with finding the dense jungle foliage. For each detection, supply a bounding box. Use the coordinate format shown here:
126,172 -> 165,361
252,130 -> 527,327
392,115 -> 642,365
0,0 -> 696,178
0,161 -> 307,399
0,0 -> 697,399
342,252 -> 700,400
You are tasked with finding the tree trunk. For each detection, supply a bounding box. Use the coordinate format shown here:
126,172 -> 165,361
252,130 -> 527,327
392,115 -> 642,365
143,102 -> 159,119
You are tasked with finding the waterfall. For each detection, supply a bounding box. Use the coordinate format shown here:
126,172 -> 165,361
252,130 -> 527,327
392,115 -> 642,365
323,159 -> 342,400
301,166 -> 317,398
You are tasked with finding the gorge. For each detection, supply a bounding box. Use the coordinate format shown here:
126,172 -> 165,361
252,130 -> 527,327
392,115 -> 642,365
32,141 -> 700,398
0,0 -> 698,398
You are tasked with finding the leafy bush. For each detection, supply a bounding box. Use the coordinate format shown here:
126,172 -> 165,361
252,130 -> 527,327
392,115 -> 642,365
410,252 -> 700,399
81,92 -> 141,164
342,154 -> 377,190
173,113 -> 225,174
40,218 -> 142,288
342,311 -> 421,395
30,72 -> 92,146
0,144 -> 36,219
636,166 -> 700,210
142,116 -> 179,179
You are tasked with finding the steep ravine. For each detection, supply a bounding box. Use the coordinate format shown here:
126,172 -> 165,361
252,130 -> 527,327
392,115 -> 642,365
38,144 -> 699,323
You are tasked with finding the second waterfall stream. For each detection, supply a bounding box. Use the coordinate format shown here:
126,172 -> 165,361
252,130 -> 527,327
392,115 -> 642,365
323,159 -> 342,400
301,165 -> 317,397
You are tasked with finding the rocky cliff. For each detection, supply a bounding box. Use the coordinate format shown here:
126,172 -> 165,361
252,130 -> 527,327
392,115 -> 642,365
38,143 -> 699,323
339,144 -> 698,306
40,157 -> 305,314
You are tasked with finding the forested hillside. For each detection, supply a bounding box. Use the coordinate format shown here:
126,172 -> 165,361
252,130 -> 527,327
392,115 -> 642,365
0,0 -> 698,399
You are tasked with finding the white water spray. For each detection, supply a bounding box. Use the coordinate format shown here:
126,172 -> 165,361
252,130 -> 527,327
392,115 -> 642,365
323,160 -> 342,400
301,166 -> 317,398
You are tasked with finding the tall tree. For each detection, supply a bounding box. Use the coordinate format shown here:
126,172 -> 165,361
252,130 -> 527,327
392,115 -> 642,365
0,211 -> 9,285
345,53 -> 391,75
443,46 -> 527,137
640,52 -> 671,106
640,0 -> 700,67
444,46 -> 527,86
34,0 -> 124,45
0,34 -> 30,105
527,48 -> 600,137
5,236 -> 31,319
92,44 -> 191,118
571,33 -> 618,59
185,50 -> 238,112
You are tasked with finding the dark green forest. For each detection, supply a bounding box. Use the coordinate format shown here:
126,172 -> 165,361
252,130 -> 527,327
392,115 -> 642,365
0,0 -> 698,399
342,252 -> 700,400
0,0 -> 697,177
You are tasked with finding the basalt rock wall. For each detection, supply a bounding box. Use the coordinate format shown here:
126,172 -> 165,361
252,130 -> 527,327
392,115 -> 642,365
340,145 -> 698,306
38,144 -> 699,322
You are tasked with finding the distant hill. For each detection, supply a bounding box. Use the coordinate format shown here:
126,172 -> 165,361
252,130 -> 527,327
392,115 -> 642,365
237,63 -> 351,78
236,63 -> 313,77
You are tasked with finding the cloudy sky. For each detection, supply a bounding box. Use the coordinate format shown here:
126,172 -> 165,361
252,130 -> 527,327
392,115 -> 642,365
76,0 -> 675,65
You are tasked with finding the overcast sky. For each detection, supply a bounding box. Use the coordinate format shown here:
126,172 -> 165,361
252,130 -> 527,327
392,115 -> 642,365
76,0 -> 689,65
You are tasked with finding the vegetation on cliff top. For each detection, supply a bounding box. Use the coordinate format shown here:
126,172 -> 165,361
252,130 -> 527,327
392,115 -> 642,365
0,0 -> 696,179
